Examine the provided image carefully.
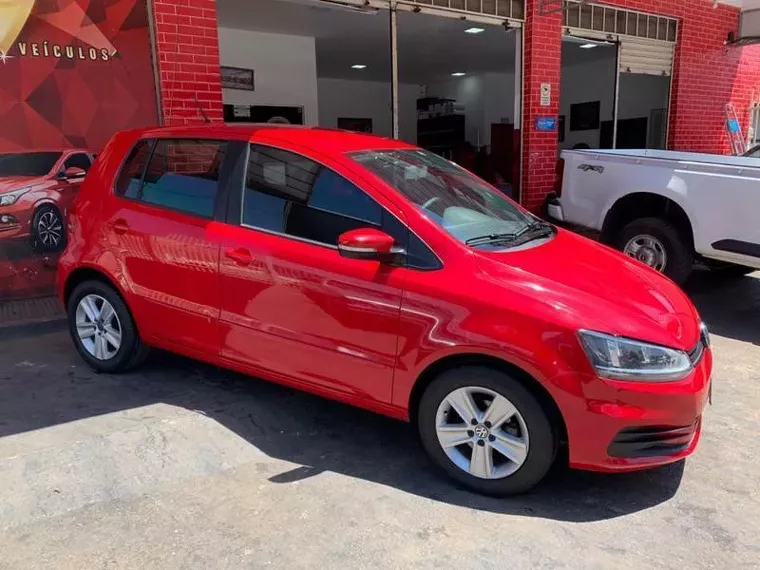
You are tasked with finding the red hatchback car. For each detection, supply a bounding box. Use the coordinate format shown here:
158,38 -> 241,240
57,125 -> 712,495
0,150 -> 93,252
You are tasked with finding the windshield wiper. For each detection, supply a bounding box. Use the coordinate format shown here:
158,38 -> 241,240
516,220 -> 555,239
465,232 -> 518,246
465,221 -> 555,247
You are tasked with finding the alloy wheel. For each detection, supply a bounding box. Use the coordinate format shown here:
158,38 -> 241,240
623,234 -> 667,272
37,210 -> 64,249
75,294 -> 122,361
435,386 -> 529,480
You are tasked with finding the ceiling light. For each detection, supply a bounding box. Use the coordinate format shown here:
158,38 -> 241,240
464,27 -> 485,34
351,64 -> 367,69
580,43 -> 598,49
451,72 -> 466,77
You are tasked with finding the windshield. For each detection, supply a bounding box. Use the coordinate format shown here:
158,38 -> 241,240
0,152 -> 62,177
351,149 -> 538,247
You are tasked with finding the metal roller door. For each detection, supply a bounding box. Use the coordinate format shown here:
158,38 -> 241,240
619,36 -> 674,76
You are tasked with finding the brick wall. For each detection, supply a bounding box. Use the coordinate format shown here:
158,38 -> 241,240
521,0 -> 760,211
521,0 -> 563,212
151,0 -> 224,125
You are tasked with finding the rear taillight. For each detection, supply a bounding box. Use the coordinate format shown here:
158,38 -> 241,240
554,158 -> 565,197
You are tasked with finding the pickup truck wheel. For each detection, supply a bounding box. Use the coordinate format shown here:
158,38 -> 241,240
615,217 -> 693,285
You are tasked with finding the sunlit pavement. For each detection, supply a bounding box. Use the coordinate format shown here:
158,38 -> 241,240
0,273 -> 758,570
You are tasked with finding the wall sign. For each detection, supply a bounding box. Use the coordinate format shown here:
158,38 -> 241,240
221,66 -> 255,91
0,0 -> 158,304
233,105 -> 251,118
536,117 -> 558,131
540,83 -> 551,107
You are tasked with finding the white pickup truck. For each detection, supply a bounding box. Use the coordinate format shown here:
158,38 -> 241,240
546,148 -> 760,285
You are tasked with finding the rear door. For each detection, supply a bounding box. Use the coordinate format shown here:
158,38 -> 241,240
103,137 -> 236,356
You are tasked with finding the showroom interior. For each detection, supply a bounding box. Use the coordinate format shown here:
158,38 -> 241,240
213,0 -> 676,200
215,0 -> 524,197
559,2 -> 675,151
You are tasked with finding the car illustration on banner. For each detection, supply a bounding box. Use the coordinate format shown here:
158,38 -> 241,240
0,149 -> 93,252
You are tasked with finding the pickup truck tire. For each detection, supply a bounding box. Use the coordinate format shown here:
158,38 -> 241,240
614,217 -> 693,285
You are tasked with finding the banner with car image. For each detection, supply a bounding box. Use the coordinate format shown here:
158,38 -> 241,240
0,0 -> 158,304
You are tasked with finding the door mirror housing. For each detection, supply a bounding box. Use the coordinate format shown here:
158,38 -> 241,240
60,166 -> 86,180
338,228 -> 397,261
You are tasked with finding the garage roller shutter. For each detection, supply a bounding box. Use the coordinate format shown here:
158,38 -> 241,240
619,37 -> 674,76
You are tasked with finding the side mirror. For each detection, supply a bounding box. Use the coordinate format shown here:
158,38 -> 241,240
60,167 -> 86,180
337,228 -> 397,261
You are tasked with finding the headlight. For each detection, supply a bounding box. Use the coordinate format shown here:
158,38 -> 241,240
0,187 -> 31,206
578,330 -> 693,382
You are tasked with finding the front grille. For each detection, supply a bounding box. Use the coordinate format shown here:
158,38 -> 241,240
607,422 -> 698,458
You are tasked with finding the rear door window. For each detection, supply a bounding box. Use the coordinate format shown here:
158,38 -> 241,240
116,138 -> 227,219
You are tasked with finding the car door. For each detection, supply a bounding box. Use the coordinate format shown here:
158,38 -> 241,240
218,143 -> 412,405
103,137 -> 231,357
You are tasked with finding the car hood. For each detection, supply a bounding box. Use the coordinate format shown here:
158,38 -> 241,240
0,176 -> 45,193
474,229 -> 701,351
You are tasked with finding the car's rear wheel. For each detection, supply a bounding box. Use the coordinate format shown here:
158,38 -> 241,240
31,204 -> 66,253
67,281 -> 149,373
614,217 -> 693,285
417,366 -> 557,496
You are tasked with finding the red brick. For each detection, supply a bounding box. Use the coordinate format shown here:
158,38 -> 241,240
152,0 -> 223,126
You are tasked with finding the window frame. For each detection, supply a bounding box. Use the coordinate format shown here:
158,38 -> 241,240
233,141 -> 442,271
113,137 -> 242,222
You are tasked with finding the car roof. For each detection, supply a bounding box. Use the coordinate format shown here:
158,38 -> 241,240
135,124 -> 417,154
0,148 -> 89,154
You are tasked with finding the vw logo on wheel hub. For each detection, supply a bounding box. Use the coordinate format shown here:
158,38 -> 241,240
474,425 -> 490,439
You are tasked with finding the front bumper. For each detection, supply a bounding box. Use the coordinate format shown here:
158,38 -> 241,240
566,349 -> 712,473
544,192 -> 564,223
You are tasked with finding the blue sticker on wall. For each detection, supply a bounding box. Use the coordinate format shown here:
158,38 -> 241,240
536,117 -> 557,131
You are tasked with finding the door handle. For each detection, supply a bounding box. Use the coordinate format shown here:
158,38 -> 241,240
112,219 -> 129,235
225,247 -> 254,266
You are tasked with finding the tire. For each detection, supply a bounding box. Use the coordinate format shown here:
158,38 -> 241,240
31,204 -> 66,253
67,281 -> 149,373
417,366 -> 557,496
614,217 -> 694,285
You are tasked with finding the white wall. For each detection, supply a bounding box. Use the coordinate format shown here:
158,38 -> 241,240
317,78 -> 421,143
426,72 -> 516,148
560,52 -> 671,149
218,28 -> 319,125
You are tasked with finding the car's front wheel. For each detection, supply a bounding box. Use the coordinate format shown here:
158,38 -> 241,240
31,204 -> 67,253
67,281 -> 149,373
417,366 -> 557,496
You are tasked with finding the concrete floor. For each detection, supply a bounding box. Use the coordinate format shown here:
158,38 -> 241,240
0,272 -> 758,569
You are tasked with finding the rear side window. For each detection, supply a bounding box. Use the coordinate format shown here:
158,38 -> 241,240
115,140 -> 152,198
116,139 -> 227,219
